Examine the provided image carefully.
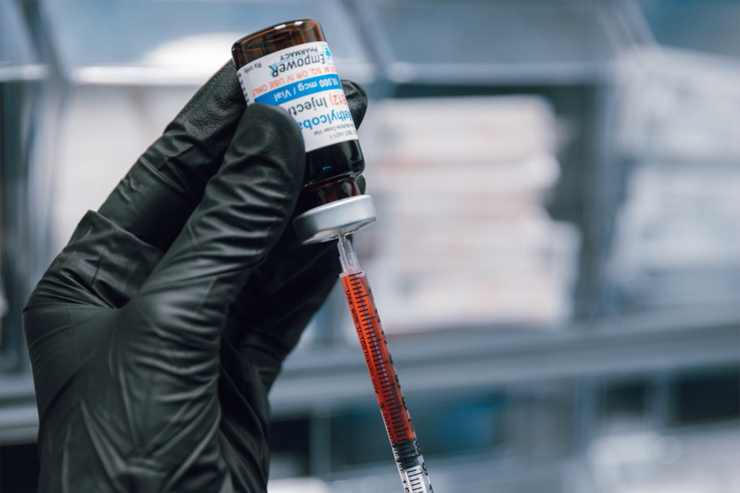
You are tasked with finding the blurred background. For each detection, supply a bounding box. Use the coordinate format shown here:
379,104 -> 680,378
1,0 -> 739,492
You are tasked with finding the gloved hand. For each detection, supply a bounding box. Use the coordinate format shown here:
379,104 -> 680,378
23,62 -> 368,493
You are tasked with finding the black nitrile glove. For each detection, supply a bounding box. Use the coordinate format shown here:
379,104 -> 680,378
24,61 -> 368,493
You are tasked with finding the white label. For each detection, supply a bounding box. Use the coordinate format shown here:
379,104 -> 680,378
236,41 -> 358,153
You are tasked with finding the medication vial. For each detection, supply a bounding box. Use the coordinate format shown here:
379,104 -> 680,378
232,19 -> 365,216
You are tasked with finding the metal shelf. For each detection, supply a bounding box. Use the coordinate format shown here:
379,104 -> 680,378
35,0 -> 630,87
0,0 -> 47,82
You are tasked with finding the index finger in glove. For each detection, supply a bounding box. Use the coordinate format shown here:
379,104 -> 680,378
129,103 -> 304,361
98,62 -> 245,252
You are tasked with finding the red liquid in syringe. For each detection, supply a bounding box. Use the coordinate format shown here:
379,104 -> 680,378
341,271 -> 416,446
339,250 -> 433,492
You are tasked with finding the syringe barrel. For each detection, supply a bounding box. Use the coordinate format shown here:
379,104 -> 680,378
393,439 -> 434,493
340,271 -> 416,444
340,268 -> 435,492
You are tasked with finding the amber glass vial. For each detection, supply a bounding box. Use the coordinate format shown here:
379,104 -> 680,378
232,19 -> 364,213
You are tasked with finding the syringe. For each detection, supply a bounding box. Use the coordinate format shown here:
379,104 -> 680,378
337,235 -> 434,493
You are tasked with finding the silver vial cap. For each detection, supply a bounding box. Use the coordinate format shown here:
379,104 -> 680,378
293,195 -> 377,244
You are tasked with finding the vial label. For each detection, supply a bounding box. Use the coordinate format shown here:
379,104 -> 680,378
236,41 -> 358,153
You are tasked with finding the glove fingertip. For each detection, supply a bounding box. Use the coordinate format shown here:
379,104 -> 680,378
357,175 -> 366,194
341,79 -> 368,128
234,103 -> 305,177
